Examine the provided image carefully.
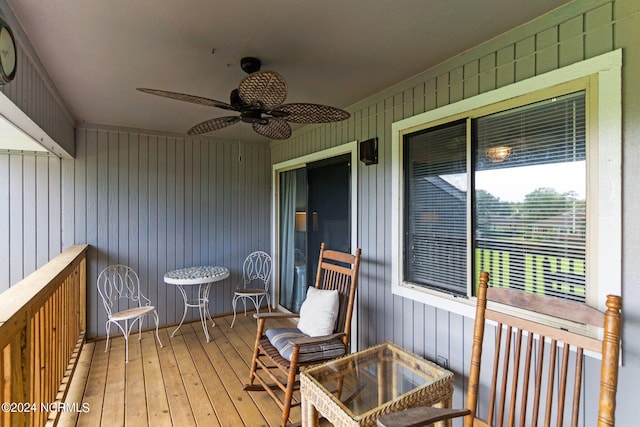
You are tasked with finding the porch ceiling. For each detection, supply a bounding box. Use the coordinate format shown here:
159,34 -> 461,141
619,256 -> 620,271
7,0 -> 572,143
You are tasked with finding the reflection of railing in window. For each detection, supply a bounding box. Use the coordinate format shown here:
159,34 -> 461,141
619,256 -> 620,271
475,239 -> 585,302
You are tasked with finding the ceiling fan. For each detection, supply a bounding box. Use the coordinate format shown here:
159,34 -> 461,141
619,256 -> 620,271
137,57 -> 350,140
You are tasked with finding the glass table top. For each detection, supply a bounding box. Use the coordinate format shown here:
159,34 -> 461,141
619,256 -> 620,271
302,341 -> 453,418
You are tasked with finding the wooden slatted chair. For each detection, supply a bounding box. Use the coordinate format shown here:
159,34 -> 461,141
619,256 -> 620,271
377,271 -> 622,427
245,243 -> 362,427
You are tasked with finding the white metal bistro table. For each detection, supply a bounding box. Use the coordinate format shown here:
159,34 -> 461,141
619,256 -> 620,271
164,265 -> 230,342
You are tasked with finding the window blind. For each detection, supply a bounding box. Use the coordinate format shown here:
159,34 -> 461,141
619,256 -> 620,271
474,91 -> 586,302
404,121 -> 467,294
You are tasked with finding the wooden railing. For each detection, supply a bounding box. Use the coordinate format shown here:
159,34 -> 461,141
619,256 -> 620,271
0,244 -> 88,427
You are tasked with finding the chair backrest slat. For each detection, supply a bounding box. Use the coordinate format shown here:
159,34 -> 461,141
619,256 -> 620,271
544,338 -> 557,426
571,348 -> 584,427
531,335 -> 545,426
313,243 -> 361,347
518,332 -> 535,427
498,325 -> 512,427
508,328 -> 523,427
557,341 -> 570,426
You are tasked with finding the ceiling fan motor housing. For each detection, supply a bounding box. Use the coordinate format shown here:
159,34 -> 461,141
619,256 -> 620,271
240,109 -> 268,125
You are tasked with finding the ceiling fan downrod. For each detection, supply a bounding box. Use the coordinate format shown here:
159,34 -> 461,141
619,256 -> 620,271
240,57 -> 261,74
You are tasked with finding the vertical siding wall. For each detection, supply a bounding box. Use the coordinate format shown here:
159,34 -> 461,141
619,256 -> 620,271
271,0 -> 639,425
0,151 -> 64,290
72,126 -> 271,338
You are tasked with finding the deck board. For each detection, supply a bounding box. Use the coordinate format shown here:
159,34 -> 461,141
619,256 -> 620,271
75,340 -> 105,427
140,329 -> 172,427
124,335 -> 148,426
101,335 -> 126,425
65,313 -> 331,426
156,328 -> 197,426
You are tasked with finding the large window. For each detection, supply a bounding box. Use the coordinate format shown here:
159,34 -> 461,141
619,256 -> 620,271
404,93 -> 586,302
404,120 -> 467,295
391,50 -> 621,318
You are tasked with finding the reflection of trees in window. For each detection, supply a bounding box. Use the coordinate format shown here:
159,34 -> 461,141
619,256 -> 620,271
476,187 -> 585,243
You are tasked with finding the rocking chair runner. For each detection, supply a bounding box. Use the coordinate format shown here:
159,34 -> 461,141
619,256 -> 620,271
377,271 -> 622,427
245,243 -> 362,427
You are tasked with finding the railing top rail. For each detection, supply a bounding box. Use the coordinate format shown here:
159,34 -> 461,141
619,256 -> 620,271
0,244 -> 88,345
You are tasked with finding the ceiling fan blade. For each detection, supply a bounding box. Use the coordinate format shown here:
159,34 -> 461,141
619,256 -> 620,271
238,71 -> 287,110
188,116 -> 241,135
137,88 -> 238,111
271,103 -> 350,124
252,119 -> 292,140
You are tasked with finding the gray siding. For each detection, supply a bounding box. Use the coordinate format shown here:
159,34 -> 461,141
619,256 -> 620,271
0,151 -> 63,289
71,126 -> 271,337
271,0 -> 639,424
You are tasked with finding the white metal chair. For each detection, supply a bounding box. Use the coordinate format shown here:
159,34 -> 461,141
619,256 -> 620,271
97,264 -> 163,362
230,251 -> 272,328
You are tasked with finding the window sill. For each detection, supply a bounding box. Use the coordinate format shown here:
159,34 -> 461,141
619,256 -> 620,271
392,281 -> 477,319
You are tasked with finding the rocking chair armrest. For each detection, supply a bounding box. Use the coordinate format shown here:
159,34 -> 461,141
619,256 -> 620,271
376,406 -> 471,427
289,332 -> 345,347
253,312 -> 300,320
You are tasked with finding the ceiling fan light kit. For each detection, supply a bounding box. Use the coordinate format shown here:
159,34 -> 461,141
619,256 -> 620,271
137,57 -> 350,140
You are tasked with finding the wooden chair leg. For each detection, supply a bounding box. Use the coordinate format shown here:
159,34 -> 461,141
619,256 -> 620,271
248,318 -> 265,385
282,349 -> 300,427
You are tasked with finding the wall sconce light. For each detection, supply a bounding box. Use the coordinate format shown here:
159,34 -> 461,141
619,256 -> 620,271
486,145 -> 512,163
360,137 -> 378,165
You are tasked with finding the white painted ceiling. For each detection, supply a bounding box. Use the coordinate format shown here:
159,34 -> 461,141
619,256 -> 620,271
6,0 -> 572,143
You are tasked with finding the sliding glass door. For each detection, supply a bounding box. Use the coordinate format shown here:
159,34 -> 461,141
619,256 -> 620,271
278,154 -> 351,313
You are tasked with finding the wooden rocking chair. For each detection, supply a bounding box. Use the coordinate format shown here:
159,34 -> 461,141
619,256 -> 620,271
245,243 -> 362,427
377,271 -> 622,427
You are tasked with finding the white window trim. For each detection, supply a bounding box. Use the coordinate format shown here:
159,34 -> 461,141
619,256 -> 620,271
391,49 -> 621,318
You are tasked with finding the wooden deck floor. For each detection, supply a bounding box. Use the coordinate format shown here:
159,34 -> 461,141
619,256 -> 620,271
61,313 -> 326,427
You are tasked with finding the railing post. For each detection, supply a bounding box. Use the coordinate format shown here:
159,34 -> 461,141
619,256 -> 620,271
10,325 -> 31,427
79,257 -> 87,332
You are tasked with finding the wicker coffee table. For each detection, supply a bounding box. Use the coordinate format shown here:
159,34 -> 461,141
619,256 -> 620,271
300,341 -> 454,427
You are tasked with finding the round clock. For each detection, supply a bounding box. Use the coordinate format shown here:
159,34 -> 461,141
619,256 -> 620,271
0,18 -> 16,84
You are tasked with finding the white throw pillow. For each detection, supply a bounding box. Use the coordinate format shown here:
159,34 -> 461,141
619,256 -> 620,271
297,286 -> 339,337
